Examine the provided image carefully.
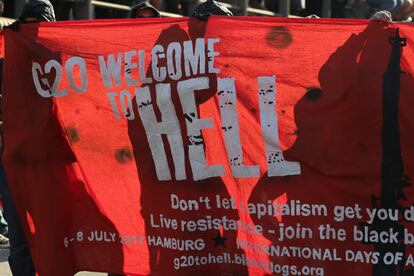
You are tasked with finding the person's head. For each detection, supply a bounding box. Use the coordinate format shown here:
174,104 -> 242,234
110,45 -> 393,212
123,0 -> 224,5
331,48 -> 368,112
19,0 -> 55,23
130,2 -> 160,18
190,0 -> 232,38
192,0 -> 233,19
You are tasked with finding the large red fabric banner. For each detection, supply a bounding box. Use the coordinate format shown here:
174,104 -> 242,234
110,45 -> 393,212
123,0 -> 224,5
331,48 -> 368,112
3,17 -> 414,276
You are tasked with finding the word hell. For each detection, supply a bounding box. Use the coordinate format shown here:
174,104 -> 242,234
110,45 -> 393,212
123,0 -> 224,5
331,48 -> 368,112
108,76 -> 301,181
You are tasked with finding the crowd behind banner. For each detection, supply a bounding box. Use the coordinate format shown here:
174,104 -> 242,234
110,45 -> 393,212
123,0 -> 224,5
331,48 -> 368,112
1,0 -> 414,21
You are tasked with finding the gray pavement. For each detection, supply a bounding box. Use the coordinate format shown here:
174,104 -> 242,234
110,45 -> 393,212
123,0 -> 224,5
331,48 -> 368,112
0,248 -> 106,276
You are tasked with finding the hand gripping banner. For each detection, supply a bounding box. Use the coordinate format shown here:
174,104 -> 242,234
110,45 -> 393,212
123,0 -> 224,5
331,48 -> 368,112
3,17 -> 414,276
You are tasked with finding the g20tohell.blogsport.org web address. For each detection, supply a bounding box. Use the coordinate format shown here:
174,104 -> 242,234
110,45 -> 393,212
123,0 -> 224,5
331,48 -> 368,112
174,253 -> 324,275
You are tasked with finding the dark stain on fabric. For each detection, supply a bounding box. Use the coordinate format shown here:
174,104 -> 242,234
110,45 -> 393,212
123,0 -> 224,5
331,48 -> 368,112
65,127 -> 80,143
115,148 -> 133,164
305,87 -> 322,101
266,26 -> 293,49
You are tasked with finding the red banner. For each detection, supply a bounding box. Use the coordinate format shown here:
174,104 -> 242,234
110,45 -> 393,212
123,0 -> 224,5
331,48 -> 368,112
3,17 -> 414,276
